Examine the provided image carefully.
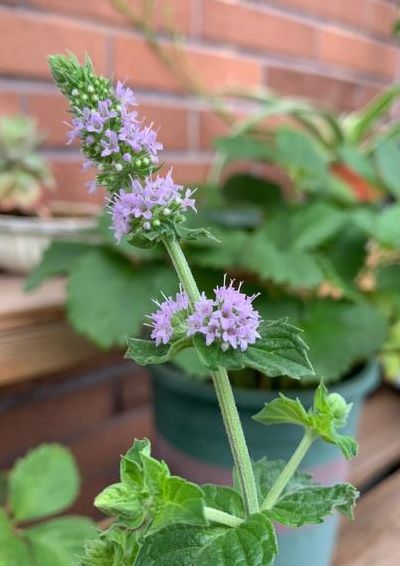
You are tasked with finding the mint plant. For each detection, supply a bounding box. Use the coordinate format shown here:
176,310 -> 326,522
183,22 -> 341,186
0,443 -> 96,565
48,53 -> 359,565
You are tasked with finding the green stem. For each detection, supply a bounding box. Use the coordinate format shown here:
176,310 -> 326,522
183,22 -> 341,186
204,506 -> 244,528
162,236 -> 259,516
261,429 -> 314,511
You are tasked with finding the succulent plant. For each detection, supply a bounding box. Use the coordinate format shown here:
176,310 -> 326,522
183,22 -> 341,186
0,115 -> 55,213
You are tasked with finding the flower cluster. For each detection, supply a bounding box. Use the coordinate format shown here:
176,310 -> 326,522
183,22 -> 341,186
111,169 -> 196,241
149,290 -> 189,346
49,54 -> 197,244
188,282 -> 261,351
150,281 -> 261,352
67,81 -> 163,193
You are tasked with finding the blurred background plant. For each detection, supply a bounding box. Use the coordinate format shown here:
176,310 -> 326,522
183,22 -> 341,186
0,443 -> 96,565
26,80 -> 400,388
0,115 -> 55,215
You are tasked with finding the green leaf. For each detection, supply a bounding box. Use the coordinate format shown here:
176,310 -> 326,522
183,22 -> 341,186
97,439 -> 206,534
253,395 -> 310,427
82,526 -> 140,566
202,485 -> 245,519
221,173 -> 283,209
268,484 -> 359,527
26,516 -> 97,566
9,444 -> 79,522
175,225 -> 219,243
215,135 -> 273,163
174,348 -> 211,380
242,232 -> 325,289
94,483 -> 146,527
136,514 -> 277,566
196,513 -> 277,566
135,524 -> 224,566
194,319 -> 313,379
0,472 -> 7,506
125,336 -> 191,366
234,458 -> 313,505
301,299 -> 387,382
25,241 -> 94,291
373,204 -> 400,248
149,475 -> 206,534
289,202 -> 346,251
337,145 -> 376,183
67,248 -> 177,348
275,127 -> 329,191
0,509 -> 31,566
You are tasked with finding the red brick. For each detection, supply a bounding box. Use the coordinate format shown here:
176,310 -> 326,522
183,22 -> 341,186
268,67 -> 365,110
27,92 -> 71,147
202,0 -> 316,58
26,0 -> 192,33
320,28 -> 397,79
115,35 -> 262,93
366,0 -> 398,36
199,110 -> 233,150
280,0 -> 366,27
0,91 -> 20,115
0,9 -> 108,79
165,160 -> 210,185
48,159 -> 104,204
139,102 -> 188,150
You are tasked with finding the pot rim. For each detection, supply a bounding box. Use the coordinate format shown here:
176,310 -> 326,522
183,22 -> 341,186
0,213 -> 97,235
150,360 -> 380,407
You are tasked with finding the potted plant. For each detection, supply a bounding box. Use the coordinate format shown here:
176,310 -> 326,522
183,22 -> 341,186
35,51 -> 362,566
27,79 -> 400,565
0,115 -> 98,273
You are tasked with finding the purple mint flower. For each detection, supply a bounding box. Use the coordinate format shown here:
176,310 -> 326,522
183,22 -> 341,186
101,130 -> 120,157
139,124 -> 164,157
66,117 -> 84,145
115,80 -> 137,108
110,170 -> 197,241
97,99 -> 118,120
187,280 -> 261,352
149,291 -> 189,346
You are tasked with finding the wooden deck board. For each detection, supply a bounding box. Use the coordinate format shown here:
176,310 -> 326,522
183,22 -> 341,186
334,470 -> 400,565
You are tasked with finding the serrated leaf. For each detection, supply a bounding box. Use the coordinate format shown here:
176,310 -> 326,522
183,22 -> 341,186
197,513 -> 277,566
135,514 -> 277,566
215,135 -> 273,163
9,444 -> 79,522
26,516 -> 97,566
253,395 -> 310,427
202,485 -> 245,519
193,319 -> 313,379
233,458 -> 313,505
135,524 -> 224,566
25,240 -> 94,291
241,234 -> 325,289
82,527 -> 140,566
125,336 -> 191,366
67,248 -> 177,348
268,484 -> 359,527
289,202 -> 346,251
94,483 -> 146,526
149,476 -> 207,534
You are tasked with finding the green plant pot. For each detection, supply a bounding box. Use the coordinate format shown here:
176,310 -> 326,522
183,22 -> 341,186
150,361 -> 380,566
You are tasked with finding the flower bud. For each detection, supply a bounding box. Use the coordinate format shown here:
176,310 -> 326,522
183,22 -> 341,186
326,393 -> 350,426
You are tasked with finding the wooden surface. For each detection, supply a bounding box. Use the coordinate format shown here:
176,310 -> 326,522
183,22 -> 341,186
0,275 -> 98,386
334,387 -> 400,566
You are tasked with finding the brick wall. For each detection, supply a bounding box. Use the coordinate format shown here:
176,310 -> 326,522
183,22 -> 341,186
0,0 -> 399,203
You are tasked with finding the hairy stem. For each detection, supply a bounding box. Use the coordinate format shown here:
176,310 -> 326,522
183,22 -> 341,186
162,236 -> 259,516
204,506 -> 244,528
261,429 -> 315,511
